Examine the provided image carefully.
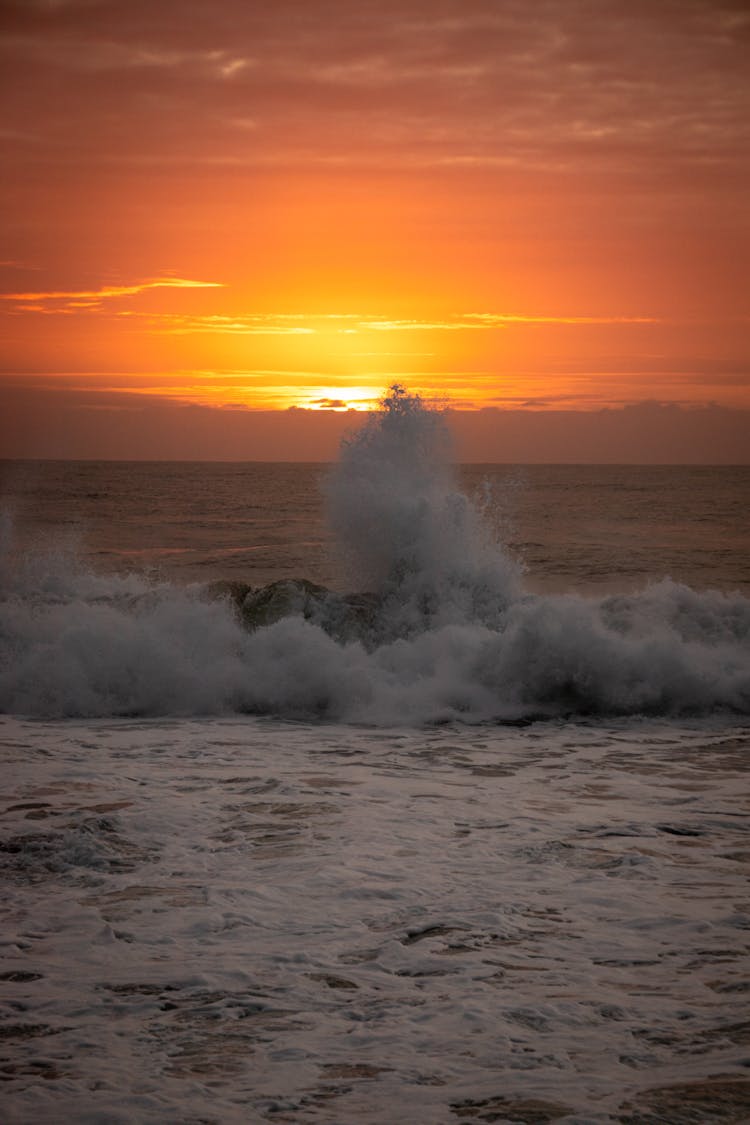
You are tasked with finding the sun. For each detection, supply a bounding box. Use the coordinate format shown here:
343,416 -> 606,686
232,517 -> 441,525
297,385 -> 383,411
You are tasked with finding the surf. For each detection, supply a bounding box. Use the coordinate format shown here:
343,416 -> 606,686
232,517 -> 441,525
0,386 -> 748,720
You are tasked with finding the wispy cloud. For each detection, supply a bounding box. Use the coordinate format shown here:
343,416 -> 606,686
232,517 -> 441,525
0,277 -> 223,311
128,313 -> 316,336
462,312 -> 661,326
364,313 -> 660,330
1,33 -> 253,81
363,319 -> 472,332
114,310 -> 659,336
5,2 -> 747,176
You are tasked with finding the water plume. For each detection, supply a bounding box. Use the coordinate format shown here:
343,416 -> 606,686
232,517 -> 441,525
0,387 -> 748,721
325,384 -> 520,636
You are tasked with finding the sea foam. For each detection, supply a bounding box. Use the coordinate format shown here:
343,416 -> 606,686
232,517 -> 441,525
1,387 -> 748,721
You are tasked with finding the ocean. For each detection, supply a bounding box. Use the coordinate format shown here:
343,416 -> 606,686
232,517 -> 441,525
1,392 -> 749,1122
3,458 -> 749,597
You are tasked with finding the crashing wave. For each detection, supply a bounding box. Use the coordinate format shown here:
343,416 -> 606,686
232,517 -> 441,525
1,386 -> 748,722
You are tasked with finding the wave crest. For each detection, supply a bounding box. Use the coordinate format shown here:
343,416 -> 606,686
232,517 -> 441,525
1,387 -> 748,722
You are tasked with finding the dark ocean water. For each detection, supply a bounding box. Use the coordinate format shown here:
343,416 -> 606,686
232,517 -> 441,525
1,427 -> 749,1121
2,460 -> 749,595
1,398 -> 749,722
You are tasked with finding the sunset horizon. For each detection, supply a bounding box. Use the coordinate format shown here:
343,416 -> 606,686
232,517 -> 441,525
1,0 -> 748,461
2,6 -> 750,1117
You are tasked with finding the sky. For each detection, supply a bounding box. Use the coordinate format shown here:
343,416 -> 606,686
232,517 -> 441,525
1,0 -> 749,461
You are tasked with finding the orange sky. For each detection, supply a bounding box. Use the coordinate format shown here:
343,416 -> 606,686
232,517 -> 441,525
1,0 -> 748,459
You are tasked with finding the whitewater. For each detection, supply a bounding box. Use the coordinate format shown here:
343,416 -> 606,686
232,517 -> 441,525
1,388 -> 749,1122
1,386 -> 748,722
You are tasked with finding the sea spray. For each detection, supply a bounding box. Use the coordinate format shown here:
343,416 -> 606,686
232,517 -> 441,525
325,385 -> 520,636
0,389 -> 749,721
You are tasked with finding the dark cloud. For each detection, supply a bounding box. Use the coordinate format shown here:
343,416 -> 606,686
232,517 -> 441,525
1,0 -> 748,175
311,398 -> 349,410
1,379 -> 748,462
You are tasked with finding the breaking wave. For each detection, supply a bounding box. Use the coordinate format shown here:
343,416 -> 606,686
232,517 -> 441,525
1,387 -> 749,722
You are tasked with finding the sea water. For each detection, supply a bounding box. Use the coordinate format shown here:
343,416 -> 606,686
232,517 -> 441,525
1,390 -> 749,1122
2,458 -> 748,597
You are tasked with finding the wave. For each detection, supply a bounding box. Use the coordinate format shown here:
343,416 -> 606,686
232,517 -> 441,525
1,387 -> 749,722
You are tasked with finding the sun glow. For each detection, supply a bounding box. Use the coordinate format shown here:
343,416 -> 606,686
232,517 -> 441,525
296,385 -> 383,411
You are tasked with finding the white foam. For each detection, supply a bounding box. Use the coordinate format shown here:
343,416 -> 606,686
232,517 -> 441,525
1,388 -> 748,721
325,384 -> 521,633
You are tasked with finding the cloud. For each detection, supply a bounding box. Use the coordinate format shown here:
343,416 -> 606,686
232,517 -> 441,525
0,31 -> 253,80
2,376 -> 748,462
310,397 -> 348,409
0,277 -> 223,311
129,313 -> 316,336
462,313 -> 660,326
2,1 -> 748,175
363,319 -> 473,332
109,310 -> 660,336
